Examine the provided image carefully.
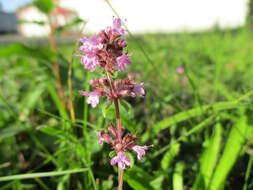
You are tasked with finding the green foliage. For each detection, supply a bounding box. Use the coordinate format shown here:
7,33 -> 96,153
173,162 -> 184,190
1,28 -> 253,189
55,17 -> 86,35
0,168 -> 88,182
193,123 -> 222,190
210,111 -> 252,190
161,140 -> 180,171
33,0 -> 54,14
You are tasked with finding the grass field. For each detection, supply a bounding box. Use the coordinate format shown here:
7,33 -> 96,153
0,27 -> 253,189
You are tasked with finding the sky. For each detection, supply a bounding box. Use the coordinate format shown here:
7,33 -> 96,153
0,0 -> 247,35
0,0 -> 32,12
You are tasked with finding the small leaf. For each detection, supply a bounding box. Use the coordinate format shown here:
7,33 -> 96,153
119,99 -> 131,113
33,0 -> 54,14
102,103 -> 113,118
125,152 -> 135,168
109,151 -> 116,158
150,175 -> 164,190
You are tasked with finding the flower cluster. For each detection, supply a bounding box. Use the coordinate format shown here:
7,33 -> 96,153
79,17 -> 149,171
80,75 -> 145,108
97,124 -> 148,170
79,18 -> 130,73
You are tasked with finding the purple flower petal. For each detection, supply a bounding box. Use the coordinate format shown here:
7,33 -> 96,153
110,151 -> 131,170
112,18 -> 125,35
132,145 -> 148,161
96,132 -> 104,145
81,55 -> 98,72
79,35 -> 102,72
133,82 -> 145,97
87,92 -> 99,108
110,156 -> 118,166
116,53 -> 131,71
80,91 -> 100,108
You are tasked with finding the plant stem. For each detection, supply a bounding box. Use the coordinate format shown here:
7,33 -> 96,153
107,74 -> 122,142
68,55 -> 75,123
114,98 -> 122,142
68,22 -> 86,124
48,16 -> 66,108
118,170 -> 123,190
106,73 -> 123,189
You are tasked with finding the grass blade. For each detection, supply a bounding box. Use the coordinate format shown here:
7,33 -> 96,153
47,83 -> 70,128
210,112 -> 251,190
173,162 -> 184,190
0,168 -> 89,182
193,123 -> 222,190
243,154 -> 253,190
142,100 -> 247,142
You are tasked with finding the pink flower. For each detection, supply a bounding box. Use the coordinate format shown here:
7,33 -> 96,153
133,82 -> 145,97
80,35 -> 102,72
110,151 -> 131,170
111,17 -> 125,35
96,132 -> 105,144
87,92 -> 99,108
81,54 -> 99,72
132,145 -> 148,161
80,35 -> 103,54
96,131 -> 112,145
80,91 -> 100,108
116,53 -> 131,71
176,66 -> 184,75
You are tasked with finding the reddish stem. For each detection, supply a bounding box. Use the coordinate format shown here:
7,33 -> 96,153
107,74 -> 122,142
48,16 -> 66,108
107,73 -> 123,189
113,98 -> 122,142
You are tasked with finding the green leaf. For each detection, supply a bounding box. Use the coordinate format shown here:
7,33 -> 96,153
124,167 -> 155,190
243,154 -> 253,190
20,84 -> 46,119
0,126 -> 30,141
0,43 -> 55,62
193,123 -> 222,190
150,175 -> 164,190
125,152 -> 135,168
142,100 -> 245,142
119,99 -> 131,113
47,83 -> 70,124
109,151 -> 116,158
173,162 -> 184,190
161,140 -> 180,170
39,125 -> 62,137
33,0 -> 54,14
102,103 -> 112,118
0,168 -> 89,182
210,112 -> 252,190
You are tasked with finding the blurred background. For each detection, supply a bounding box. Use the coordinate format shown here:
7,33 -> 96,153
0,0 -> 253,189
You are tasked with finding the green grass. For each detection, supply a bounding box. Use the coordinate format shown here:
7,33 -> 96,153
0,28 -> 253,189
